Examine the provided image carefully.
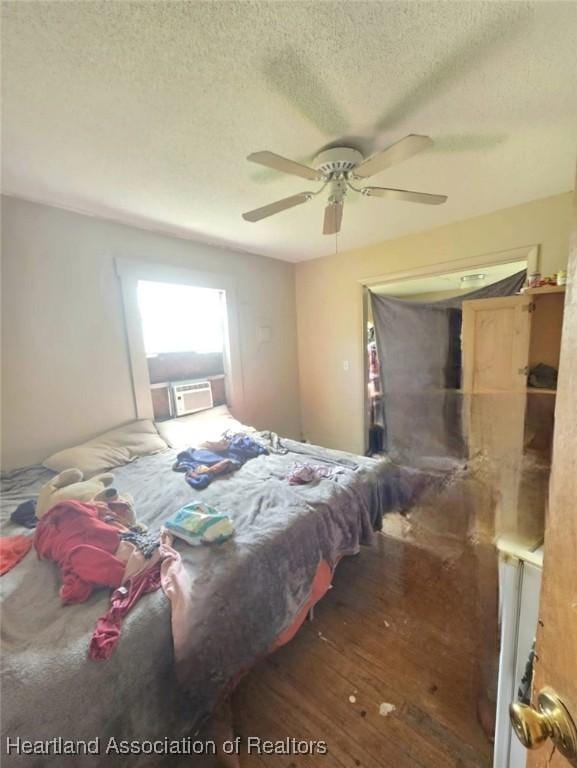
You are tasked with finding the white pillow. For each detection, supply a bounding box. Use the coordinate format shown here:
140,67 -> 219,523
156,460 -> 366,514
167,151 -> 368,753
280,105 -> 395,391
155,405 -> 253,451
43,420 -> 168,476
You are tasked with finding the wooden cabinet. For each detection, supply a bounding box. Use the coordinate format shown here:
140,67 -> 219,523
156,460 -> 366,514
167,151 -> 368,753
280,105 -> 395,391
462,287 -> 565,544
462,295 -> 532,393
463,286 -> 565,395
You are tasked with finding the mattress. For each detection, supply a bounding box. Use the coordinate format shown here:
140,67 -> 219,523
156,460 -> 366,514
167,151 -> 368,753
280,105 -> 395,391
0,430 -> 422,767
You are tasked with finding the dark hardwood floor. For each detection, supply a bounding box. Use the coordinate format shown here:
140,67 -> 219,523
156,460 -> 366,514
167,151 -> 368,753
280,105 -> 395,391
232,512 -> 496,768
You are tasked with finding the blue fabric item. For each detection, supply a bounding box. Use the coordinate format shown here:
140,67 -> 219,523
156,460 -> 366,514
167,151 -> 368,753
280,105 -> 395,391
173,435 -> 268,490
11,499 -> 38,529
186,466 -> 239,491
174,449 -> 228,472
226,435 -> 268,462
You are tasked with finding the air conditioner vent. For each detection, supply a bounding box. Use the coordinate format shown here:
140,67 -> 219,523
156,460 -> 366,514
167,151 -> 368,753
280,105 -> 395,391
170,380 -> 213,417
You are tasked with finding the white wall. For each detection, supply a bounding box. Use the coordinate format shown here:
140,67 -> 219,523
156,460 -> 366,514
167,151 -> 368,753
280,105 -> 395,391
1,196 -> 301,469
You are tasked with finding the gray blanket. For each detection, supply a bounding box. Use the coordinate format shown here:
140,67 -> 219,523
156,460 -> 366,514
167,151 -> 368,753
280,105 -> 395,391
0,438 -> 422,766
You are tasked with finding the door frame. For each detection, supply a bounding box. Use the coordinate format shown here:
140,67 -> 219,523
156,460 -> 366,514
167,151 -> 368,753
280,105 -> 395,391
359,244 -> 539,453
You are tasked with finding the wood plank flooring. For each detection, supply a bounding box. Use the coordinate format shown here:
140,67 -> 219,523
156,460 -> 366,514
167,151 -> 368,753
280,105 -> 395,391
232,517 -> 495,768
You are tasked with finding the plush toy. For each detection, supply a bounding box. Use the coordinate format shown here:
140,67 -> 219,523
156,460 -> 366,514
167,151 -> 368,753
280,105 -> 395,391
36,469 -> 136,527
93,486 -> 138,529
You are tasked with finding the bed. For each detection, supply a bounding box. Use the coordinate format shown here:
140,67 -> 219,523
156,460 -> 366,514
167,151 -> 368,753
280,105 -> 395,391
0,408 -> 424,766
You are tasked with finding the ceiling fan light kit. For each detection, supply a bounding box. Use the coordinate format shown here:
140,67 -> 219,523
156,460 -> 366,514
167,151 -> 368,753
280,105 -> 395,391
242,134 -> 448,235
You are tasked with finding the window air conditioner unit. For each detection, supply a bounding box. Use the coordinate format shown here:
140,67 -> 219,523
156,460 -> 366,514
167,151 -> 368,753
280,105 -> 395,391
171,380 -> 213,417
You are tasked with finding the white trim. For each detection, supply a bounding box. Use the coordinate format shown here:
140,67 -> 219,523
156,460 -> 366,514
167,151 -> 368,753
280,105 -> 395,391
358,245 -> 539,288
115,257 -> 246,420
118,272 -> 153,419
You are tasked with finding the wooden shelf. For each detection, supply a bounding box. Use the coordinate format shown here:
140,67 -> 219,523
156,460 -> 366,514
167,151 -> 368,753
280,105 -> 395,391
527,387 -> 557,395
524,285 -> 566,295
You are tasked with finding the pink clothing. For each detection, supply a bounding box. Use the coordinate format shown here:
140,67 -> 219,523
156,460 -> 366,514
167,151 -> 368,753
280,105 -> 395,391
36,500 -> 169,660
288,462 -> 344,485
116,539 -> 161,582
88,531 -> 180,661
88,533 -> 176,661
35,501 -> 124,604
89,565 -> 162,660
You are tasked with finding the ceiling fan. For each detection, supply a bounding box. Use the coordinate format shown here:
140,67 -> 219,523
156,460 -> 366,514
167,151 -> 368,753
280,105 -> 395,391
242,135 -> 448,235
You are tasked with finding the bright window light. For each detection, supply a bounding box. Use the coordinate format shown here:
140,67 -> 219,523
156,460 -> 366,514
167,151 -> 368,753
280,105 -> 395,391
137,281 -> 225,355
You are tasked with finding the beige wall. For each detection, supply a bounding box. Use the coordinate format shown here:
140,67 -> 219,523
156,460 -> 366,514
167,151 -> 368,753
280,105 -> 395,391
296,192 -> 573,455
1,196 -> 301,469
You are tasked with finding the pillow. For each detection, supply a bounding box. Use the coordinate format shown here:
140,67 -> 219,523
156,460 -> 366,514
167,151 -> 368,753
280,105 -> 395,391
43,420 -> 168,476
155,405 -> 253,451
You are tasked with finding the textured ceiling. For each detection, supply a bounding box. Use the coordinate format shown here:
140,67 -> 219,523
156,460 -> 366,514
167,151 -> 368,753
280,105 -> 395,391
2,1 -> 577,262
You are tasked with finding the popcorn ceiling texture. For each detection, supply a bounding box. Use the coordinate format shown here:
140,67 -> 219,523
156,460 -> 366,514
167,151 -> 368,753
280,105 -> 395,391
2,1 -> 577,261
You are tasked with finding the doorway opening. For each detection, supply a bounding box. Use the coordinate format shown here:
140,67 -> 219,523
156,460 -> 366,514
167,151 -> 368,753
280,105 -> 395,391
361,248 -> 567,759
365,259 -> 528,458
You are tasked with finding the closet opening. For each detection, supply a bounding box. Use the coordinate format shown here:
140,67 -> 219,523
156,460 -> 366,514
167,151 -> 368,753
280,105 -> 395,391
364,258 -> 528,462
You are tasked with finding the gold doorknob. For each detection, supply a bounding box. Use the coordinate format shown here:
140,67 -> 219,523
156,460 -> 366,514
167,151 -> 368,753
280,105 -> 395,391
510,687 -> 577,765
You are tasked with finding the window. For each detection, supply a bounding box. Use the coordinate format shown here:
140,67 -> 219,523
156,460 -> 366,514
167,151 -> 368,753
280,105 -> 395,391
137,280 -> 225,355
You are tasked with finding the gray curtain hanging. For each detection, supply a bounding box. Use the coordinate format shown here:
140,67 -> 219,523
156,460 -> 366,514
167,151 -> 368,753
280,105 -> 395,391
369,270 -> 527,464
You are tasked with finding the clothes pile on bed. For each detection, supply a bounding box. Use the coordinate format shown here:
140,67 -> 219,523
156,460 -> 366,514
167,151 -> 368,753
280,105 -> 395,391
34,498 -> 168,660
173,433 -> 268,488
0,457 -> 179,661
287,462 -> 345,485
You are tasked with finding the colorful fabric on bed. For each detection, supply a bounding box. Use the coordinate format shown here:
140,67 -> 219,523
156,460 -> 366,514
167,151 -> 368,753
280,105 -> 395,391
35,500 -> 125,603
287,462 -> 346,485
173,434 -> 268,489
34,500 -> 165,659
89,562 -> 163,661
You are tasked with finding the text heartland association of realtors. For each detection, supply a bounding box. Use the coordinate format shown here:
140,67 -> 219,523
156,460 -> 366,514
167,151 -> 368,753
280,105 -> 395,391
4,736 -> 329,756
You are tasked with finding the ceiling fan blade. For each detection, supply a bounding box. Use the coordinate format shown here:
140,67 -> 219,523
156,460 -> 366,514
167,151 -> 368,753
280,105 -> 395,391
242,192 -> 312,222
247,151 -> 322,181
363,187 -> 447,205
353,135 -> 433,179
323,202 -> 343,235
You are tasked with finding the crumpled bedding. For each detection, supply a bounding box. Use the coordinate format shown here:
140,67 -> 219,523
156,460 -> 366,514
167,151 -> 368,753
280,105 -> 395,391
0,435 -> 426,767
